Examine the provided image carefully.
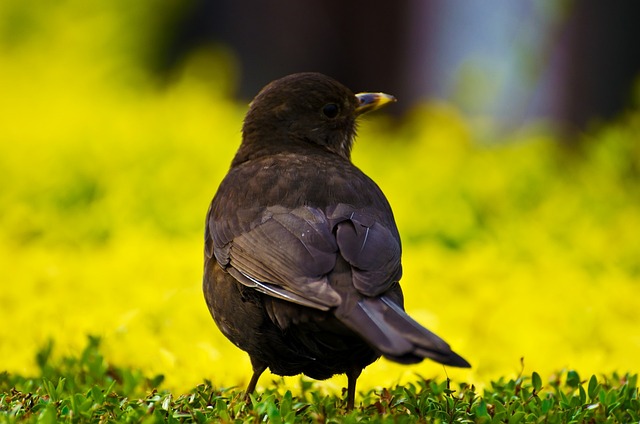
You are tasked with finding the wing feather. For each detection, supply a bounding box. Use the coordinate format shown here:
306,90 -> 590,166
208,202 -> 401,309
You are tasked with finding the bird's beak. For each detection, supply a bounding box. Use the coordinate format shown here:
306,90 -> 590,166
355,92 -> 397,115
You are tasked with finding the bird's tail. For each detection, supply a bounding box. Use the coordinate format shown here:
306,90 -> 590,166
335,295 -> 470,368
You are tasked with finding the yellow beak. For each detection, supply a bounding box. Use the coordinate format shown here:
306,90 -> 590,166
355,92 -> 397,115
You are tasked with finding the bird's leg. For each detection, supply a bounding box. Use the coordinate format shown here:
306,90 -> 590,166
244,358 -> 267,401
345,367 -> 362,411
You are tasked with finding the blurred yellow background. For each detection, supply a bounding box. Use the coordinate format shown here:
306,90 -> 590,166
1,1 -> 638,396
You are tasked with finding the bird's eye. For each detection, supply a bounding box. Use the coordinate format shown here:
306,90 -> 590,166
322,103 -> 340,118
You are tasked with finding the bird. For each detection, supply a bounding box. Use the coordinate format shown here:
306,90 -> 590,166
203,72 -> 470,410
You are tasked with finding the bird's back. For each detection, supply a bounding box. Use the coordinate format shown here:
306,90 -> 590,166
211,145 -> 396,223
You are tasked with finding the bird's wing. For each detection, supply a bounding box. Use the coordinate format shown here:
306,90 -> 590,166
327,203 -> 402,297
206,202 -> 402,310
208,204 -> 342,310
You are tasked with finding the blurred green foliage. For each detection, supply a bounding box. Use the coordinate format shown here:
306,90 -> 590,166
1,0 -> 639,395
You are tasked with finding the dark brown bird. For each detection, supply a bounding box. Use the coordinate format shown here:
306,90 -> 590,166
203,72 -> 470,409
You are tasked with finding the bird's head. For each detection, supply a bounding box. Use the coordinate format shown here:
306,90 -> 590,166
238,72 -> 395,162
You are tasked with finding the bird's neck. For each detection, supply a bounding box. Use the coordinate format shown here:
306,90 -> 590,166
231,134 -> 351,168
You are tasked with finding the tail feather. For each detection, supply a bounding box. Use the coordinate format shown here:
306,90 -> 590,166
336,295 -> 470,368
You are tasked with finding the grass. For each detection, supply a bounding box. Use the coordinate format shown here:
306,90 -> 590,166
2,337 -> 639,423
1,1 -> 640,422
